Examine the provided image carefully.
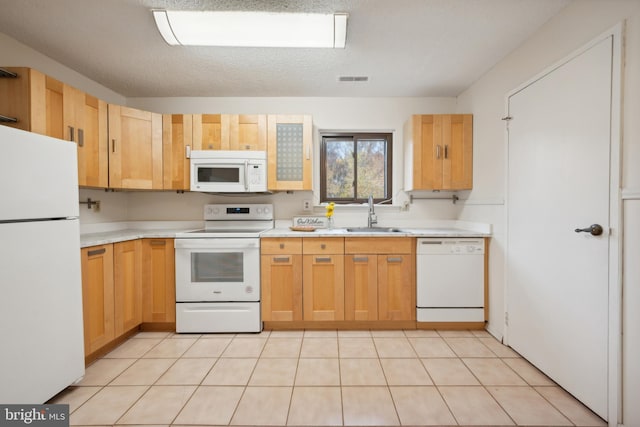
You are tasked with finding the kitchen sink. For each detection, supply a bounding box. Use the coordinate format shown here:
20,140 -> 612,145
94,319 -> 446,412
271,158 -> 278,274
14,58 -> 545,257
345,227 -> 402,233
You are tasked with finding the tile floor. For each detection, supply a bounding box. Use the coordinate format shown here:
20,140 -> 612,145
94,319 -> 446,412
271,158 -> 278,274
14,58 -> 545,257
50,329 -> 607,426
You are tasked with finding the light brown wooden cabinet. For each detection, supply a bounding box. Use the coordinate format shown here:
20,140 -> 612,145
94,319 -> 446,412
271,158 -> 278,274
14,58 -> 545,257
163,114 -> 192,190
0,67 -> 108,187
405,114 -> 473,191
344,254 -> 378,321
77,94 -> 108,187
0,67 -> 60,136
302,238 -> 345,321
192,114 -> 223,150
261,238 -> 303,321
81,240 -> 143,359
142,238 -> 176,323
345,237 -> 416,321
193,114 -> 267,151
81,244 -> 115,356
114,240 -> 142,336
108,104 -> 163,189
267,114 -> 313,191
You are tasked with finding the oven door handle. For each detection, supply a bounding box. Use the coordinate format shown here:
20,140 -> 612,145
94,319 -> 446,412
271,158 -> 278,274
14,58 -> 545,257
175,239 -> 260,249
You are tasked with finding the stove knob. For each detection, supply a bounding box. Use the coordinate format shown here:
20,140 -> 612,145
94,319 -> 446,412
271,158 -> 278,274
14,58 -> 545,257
263,206 -> 271,215
256,208 -> 263,214
206,207 -> 213,216
212,207 -> 220,215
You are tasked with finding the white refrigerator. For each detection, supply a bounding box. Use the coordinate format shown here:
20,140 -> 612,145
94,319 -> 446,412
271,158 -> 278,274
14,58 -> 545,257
0,125 -> 85,403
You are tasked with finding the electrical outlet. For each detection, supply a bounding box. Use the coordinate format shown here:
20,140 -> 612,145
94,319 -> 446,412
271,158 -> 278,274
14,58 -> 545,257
303,200 -> 312,211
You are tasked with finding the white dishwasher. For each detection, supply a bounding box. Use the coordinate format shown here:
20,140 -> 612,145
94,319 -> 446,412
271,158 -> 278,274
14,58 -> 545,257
416,238 -> 485,322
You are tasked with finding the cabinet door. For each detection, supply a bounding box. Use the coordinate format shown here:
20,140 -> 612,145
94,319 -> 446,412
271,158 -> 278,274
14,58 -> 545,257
78,94 -> 108,187
108,105 -> 163,189
114,240 -> 142,336
192,114 -> 225,150
142,239 -> 176,323
81,244 -> 115,356
378,254 -> 415,321
303,254 -> 344,321
0,68 -> 67,139
29,72 -> 64,139
229,114 -> 267,150
62,84 -> 84,143
344,254 -> 378,321
267,114 -> 312,191
0,67 -> 31,132
442,114 -> 473,190
411,114 -> 443,190
163,114 -> 192,190
261,254 -> 303,321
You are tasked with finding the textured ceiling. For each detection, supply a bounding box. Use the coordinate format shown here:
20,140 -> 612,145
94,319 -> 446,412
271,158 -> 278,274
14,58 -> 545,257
0,0 -> 570,97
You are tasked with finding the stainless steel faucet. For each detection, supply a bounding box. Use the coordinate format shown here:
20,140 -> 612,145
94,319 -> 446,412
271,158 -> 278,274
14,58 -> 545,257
367,195 -> 378,228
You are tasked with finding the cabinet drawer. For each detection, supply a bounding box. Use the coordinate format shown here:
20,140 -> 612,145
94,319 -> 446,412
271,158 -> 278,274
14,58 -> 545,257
345,237 -> 413,254
303,238 -> 344,254
261,238 -> 302,254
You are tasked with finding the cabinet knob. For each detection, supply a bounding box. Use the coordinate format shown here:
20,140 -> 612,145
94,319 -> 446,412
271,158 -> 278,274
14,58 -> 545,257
321,244 -> 326,249
279,243 -> 285,249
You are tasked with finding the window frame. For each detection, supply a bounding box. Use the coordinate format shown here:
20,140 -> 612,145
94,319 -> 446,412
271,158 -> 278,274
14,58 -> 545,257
319,132 -> 393,204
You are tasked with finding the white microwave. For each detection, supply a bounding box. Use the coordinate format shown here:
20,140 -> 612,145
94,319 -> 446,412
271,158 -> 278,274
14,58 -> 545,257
190,150 -> 268,193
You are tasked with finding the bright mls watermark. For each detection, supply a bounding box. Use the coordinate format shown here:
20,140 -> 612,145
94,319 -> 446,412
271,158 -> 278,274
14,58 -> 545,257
0,405 -> 68,427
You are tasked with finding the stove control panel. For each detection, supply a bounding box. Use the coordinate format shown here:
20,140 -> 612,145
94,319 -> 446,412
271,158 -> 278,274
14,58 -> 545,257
204,204 -> 273,221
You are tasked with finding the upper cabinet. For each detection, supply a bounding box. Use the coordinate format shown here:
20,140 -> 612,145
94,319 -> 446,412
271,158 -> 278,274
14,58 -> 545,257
163,114 -> 192,191
0,67 -> 109,188
404,114 -> 473,191
192,114 -> 223,150
74,90 -> 109,188
193,114 -> 267,151
229,114 -> 266,151
3,67 -> 314,193
108,105 -> 163,190
0,67 -> 55,135
267,114 -> 312,191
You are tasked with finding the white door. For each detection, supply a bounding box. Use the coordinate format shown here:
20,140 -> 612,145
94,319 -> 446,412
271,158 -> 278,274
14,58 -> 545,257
506,37 -> 612,419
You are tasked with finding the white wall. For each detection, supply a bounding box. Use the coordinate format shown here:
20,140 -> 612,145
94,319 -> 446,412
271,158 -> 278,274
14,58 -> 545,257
456,1 -> 640,424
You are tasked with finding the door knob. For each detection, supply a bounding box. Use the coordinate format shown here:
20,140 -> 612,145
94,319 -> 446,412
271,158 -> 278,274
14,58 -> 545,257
574,224 -> 603,236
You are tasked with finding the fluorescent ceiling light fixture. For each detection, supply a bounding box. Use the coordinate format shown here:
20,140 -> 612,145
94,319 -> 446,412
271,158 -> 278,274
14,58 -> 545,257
152,10 -> 348,48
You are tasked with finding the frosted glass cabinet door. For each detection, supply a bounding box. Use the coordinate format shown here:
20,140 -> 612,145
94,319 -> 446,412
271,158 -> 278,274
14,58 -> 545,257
267,115 -> 312,191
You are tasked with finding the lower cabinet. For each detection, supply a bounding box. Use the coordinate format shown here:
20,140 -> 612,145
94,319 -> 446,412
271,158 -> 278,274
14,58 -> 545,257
141,238 -> 176,323
260,236 -> 415,325
345,237 -> 416,321
81,240 -> 143,358
114,240 -> 142,336
302,238 -> 345,321
261,238 -> 303,321
81,244 -> 115,355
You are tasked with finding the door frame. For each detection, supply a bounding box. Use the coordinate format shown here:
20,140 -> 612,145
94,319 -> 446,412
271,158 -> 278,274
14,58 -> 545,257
503,23 -> 623,425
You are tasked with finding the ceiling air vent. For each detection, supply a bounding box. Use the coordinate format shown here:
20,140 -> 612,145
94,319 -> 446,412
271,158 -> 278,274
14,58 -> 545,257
338,76 -> 369,82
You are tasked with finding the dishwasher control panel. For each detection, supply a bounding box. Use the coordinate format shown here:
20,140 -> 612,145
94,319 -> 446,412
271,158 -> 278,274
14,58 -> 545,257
417,238 -> 484,255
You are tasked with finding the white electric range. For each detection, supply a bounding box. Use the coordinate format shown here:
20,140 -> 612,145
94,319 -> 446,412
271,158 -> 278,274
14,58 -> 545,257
174,204 -> 273,333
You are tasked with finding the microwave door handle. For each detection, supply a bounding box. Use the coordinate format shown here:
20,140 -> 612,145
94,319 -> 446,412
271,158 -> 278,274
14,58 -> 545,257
244,160 -> 249,191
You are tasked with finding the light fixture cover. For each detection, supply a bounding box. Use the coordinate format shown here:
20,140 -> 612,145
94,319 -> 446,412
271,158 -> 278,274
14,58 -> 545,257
152,10 -> 348,48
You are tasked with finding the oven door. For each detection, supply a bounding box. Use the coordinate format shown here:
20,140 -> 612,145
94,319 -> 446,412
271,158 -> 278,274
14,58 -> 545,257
175,238 -> 260,302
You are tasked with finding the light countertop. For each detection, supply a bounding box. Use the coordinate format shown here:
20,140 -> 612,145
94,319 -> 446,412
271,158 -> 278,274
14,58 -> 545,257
80,228 -> 201,248
261,227 -> 490,238
80,221 -> 491,248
